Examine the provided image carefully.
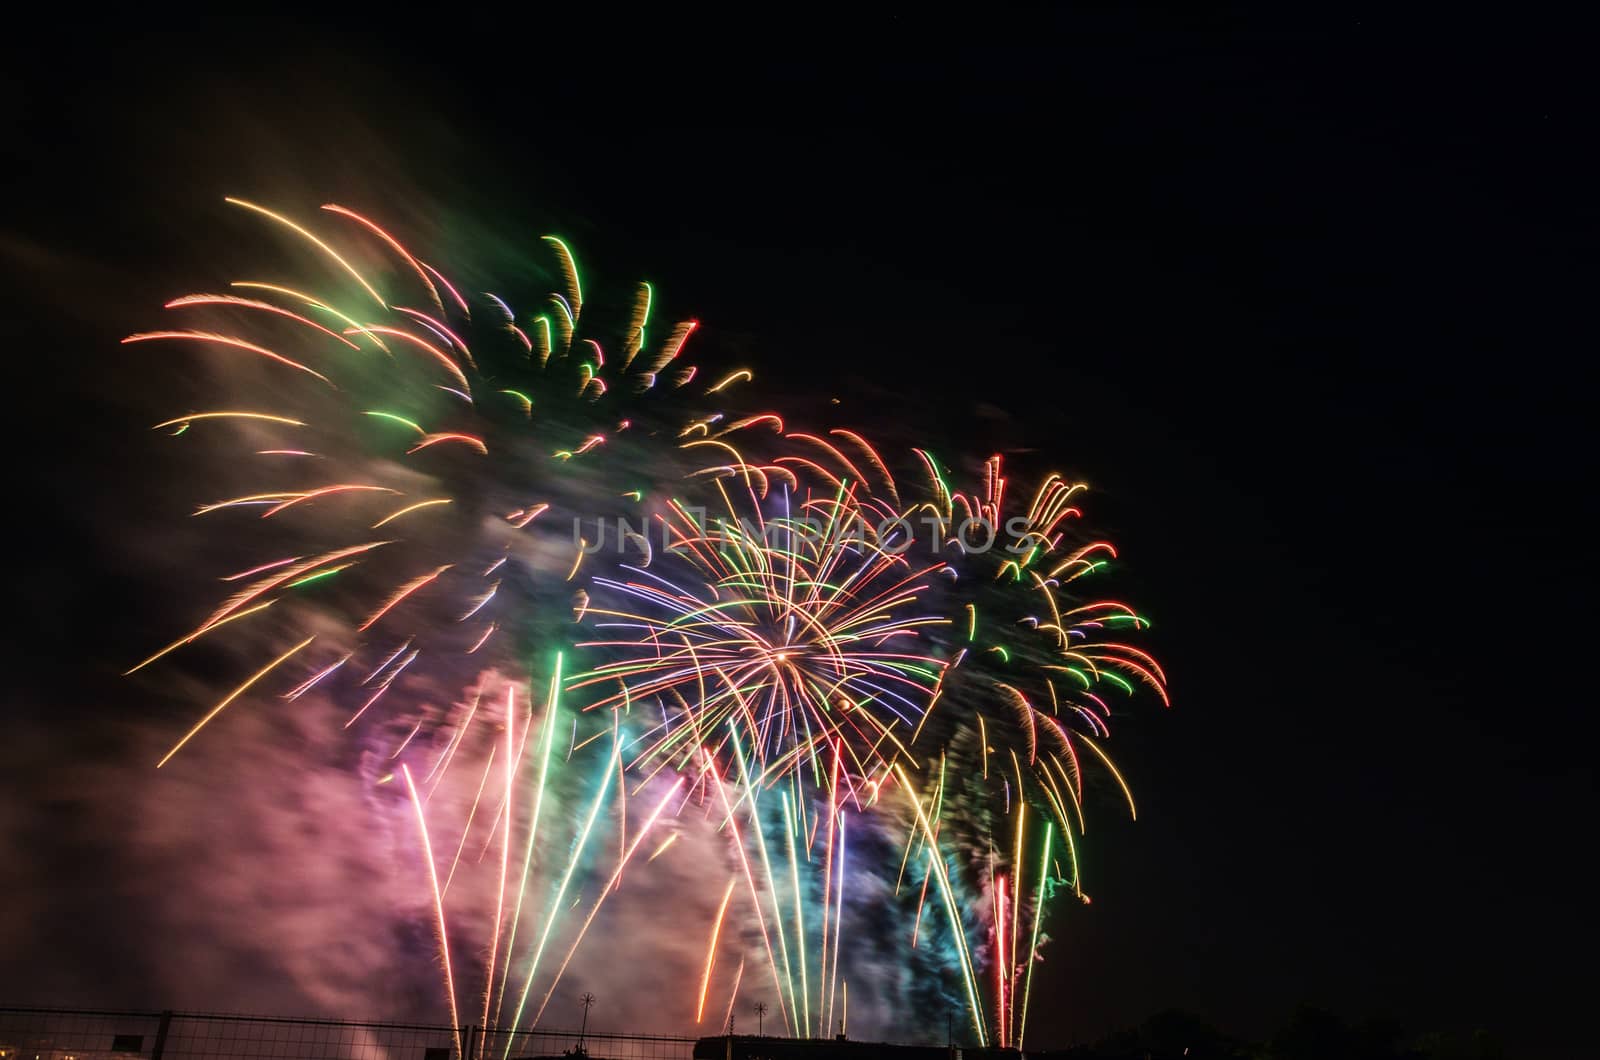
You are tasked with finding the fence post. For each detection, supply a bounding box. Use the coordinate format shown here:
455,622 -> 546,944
150,1010 -> 173,1060
464,1023 -> 476,1060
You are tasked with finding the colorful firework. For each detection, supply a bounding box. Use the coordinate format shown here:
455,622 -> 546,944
128,199 -> 783,1044
129,198 -> 1169,1050
570,472 -> 949,1036
651,438 -> 1170,1046
827,446 -> 1170,1047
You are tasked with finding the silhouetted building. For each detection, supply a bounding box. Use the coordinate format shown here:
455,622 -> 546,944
693,1035 -> 1024,1060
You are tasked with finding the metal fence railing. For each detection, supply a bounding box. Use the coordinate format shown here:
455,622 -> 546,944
0,1007 -> 697,1060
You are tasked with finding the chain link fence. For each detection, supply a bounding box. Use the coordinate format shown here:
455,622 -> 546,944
0,1008 -> 697,1060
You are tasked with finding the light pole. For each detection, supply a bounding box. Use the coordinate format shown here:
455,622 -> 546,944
578,993 -> 595,1052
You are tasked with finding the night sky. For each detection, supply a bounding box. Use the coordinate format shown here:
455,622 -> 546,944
4,13 -> 1594,1058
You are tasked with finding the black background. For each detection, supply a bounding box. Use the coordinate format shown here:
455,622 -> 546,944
4,12 -> 1594,1057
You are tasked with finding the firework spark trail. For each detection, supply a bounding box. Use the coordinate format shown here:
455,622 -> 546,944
123,330 -> 334,386
427,692 -> 483,793
529,776 -> 685,1027
698,878 -> 738,1023
1009,800 -> 1026,1046
707,744 -> 793,1037
721,958 -> 745,1034
724,730 -> 800,1036
781,792 -> 810,1036
1018,822 -> 1053,1050
155,637 -> 315,768
402,764 -> 463,1059
492,657 -> 563,1029
224,197 -> 386,305
828,811 -> 846,1037
441,744 -> 496,898
479,688 -> 516,1047
817,743 -> 840,1036
896,763 -> 985,1047
504,737 -> 619,1049
994,874 -> 1008,1048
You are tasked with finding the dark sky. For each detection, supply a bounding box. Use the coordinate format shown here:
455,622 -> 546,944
4,12 -> 1594,1058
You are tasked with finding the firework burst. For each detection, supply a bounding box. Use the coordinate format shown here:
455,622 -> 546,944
128,198 -> 1169,1050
